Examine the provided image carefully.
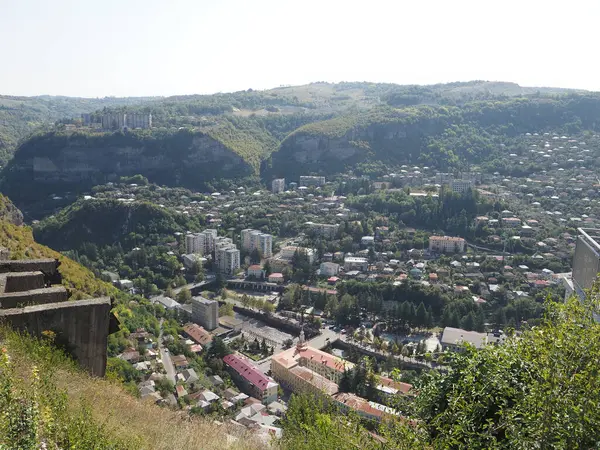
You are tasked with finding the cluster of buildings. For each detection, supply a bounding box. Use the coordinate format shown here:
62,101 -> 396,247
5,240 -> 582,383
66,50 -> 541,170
268,245 -> 316,273
81,112 -> 153,130
185,229 -> 241,275
270,330 -> 409,422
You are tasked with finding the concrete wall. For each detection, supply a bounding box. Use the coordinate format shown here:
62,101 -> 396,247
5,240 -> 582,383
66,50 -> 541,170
0,286 -> 69,309
3,271 -> 46,292
0,297 -> 114,376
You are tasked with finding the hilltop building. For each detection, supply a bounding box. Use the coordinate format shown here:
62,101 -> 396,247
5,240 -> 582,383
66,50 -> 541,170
100,113 -> 152,130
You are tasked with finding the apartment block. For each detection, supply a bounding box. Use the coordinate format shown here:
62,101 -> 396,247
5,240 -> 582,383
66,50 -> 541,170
191,297 -> 219,331
241,229 -> 273,258
449,179 -> 473,193
299,176 -> 325,187
223,353 -> 279,404
271,178 -> 285,193
305,222 -> 339,239
429,236 -> 466,253
215,244 -> 240,276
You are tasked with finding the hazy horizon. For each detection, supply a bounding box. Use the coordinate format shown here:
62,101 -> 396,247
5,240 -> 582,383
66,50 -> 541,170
1,0 -> 599,97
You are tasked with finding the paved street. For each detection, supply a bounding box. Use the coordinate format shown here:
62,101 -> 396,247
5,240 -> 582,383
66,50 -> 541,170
158,318 -> 176,384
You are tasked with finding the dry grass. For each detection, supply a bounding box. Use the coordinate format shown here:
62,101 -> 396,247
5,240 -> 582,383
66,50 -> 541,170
2,329 -> 274,450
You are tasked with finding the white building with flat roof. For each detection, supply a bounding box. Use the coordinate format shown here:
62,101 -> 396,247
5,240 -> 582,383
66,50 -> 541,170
429,236 -> 466,253
344,256 -> 368,272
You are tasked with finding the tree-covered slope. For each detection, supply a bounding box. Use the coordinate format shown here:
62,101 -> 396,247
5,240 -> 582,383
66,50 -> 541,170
0,95 -> 158,165
280,295 -> 600,449
0,128 -> 259,214
34,198 -> 202,250
269,94 -> 600,179
0,219 -> 117,300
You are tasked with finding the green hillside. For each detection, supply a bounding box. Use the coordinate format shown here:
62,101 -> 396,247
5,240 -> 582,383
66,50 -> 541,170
34,197 -> 201,250
269,94 -> 600,179
0,95 -> 158,164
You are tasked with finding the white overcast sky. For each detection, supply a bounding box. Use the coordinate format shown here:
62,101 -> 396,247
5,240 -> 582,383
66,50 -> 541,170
0,0 -> 598,97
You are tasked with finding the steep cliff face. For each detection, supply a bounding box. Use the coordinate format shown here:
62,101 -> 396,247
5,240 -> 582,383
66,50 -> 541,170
0,129 -> 255,214
0,194 -> 24,226
270,114 -> 430,179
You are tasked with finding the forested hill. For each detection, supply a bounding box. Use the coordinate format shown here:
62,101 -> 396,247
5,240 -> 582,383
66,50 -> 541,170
268,94 -> 600,179
0,95 -> 158,164
2,81 -> 600,215
33,198 -> 204,251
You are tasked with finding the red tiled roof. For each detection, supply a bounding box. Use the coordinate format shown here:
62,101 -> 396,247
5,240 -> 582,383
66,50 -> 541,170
183,323 -> 213,346
223,353 -> 276,391
248,265 -> 262,271
378,376 -> 413,395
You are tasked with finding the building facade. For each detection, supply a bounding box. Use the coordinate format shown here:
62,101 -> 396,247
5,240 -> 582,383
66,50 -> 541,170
241,229 -> 273,258
429,236 -> 466,253
191,297 -> 219,330
344,257 -> 368,272
572,228 -> 600,300
271,178 -> 285,193
305,222 -> 339,239
215,246 -> 240,275
320,262 -> 340,277
299,176 -> 326,187
223,353 -> 279,404
449,179 -> 473,193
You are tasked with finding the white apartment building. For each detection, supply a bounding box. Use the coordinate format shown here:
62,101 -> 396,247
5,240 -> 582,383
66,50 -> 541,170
271,178 -> 285,193
299,176 -> 325,187
449,180 -> 473,193
215,245 -> 240,275
185,229 -> 218,255
305,222 -> 339,239
344,256 -> 369,272
429,236 -> 466,253
241,229 -> 273,258
280,246 -> 315,264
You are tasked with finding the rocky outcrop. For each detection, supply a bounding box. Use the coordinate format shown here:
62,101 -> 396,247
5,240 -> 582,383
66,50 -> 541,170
0,130 -> 254,214
0,194 -> 24,226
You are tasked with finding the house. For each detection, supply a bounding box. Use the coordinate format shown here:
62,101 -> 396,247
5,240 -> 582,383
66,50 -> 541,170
180,368 -> 199,384
441,327 -> 486,352
119,350 -> 140,363
344,257 -> 369,272
171,354 -> 189,369
176,385 -> 188,398
247,265 -> 265,280
223,353 -> 279,404
319,262 -> 340,277
209,375 -> 224,386
268,273 -> 284,284
183,323 -> 213,346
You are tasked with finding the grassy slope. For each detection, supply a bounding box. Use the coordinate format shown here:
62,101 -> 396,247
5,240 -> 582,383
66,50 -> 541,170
0,220 -> 118,299
0,328 -> 265,450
